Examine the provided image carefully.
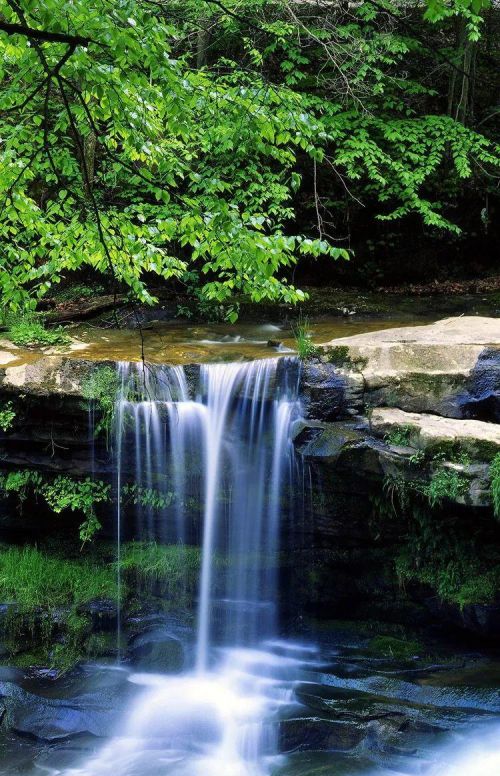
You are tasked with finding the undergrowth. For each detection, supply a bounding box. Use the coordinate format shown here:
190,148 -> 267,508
423,468 -> 469,507
0,546 -> 118,669
6,313 -> 69,347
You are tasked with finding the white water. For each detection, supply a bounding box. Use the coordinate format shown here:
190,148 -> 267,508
62,358 -> 500,776
66,358 -> 306,776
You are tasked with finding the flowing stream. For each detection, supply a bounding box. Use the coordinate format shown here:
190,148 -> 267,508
69,358 -> 308,776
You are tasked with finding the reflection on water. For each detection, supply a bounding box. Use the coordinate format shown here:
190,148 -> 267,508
68,318 -> 432,365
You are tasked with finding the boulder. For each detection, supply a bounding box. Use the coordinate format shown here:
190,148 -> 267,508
370,408 -> 500,460
319,317 -> 500,419
128,629 -> 185,673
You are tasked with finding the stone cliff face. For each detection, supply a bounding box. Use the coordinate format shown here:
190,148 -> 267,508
1,317 -> 499,639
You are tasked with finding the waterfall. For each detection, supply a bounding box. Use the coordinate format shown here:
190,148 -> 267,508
68,357 -> 305,775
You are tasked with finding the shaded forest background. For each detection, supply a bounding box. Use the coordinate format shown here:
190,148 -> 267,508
0,0 -> 499,316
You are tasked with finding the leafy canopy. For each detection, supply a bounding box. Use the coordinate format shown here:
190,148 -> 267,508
0,0 -> 498,315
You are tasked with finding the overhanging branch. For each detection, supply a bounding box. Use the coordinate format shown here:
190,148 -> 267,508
0,19 -> 98,46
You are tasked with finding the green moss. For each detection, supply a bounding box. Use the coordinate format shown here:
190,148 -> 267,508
367,635 -> 421,659
323,345 -> 368,370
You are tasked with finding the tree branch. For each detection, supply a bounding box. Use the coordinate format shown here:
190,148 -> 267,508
0,19 -> 96,46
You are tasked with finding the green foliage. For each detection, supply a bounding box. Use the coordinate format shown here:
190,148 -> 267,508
122,484 -> 174,510
52,283 -> 105,302
490,453 -> 500,519
396,548 -> 500,609
0,402 -> 16,432
0,470 -> 43,502
82,366 -> 120,441
43,476 -> 110,544
384,424 -> 415,447
423,468 -> 469,507
0,0 -> 497,314
292,316 -> 319,360
6,313 -> 69,347
43,476 -> 109,514
0,470 -> 110,542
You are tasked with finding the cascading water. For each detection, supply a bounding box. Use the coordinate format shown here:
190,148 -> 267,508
67,357 -> 307,776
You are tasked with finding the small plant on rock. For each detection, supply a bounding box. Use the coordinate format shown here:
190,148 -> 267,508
82,366 -> 120,442
0,402 -> 16,432
384,424 -> 415,447
292,316 -> 319,360
423,468 -> 469,508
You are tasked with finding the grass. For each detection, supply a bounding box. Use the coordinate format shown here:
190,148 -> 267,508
490,453 -> 500,519
0,546 -> 118,610
0,545 -> 119,669
120,542 -> 201,601
6,313 -> 69,347
292,316 -> 319,360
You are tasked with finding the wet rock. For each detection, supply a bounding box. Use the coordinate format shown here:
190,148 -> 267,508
371,408 -> 500,460
0,677 -> 126,741
299,363 -> 363,421
77,599 -> 118,632
462,347 -> 500,422
128,629 -> 185,672
424,598 -> 500,640
279,716 -> 365,752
